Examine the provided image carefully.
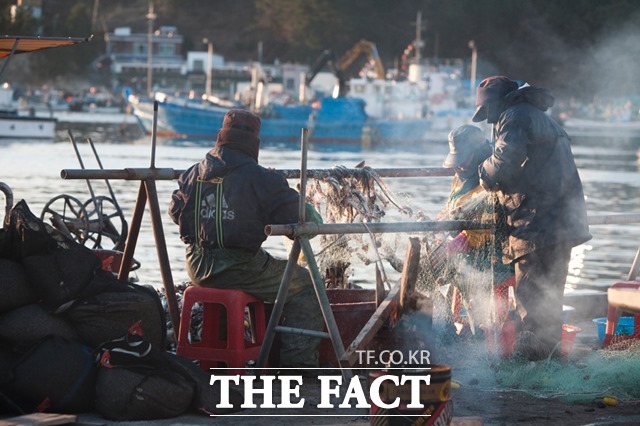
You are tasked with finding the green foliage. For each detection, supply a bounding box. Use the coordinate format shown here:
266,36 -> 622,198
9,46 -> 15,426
5,0 -> 640,98
0,3 -> 37,35
30,2 -> 95,82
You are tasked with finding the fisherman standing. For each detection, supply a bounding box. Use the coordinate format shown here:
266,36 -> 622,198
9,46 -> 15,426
169,109 -> 323,369
438,124 -> 514,331
471,76 -> 592,360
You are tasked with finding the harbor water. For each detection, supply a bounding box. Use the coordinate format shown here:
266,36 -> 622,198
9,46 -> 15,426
1,132 -> 640,296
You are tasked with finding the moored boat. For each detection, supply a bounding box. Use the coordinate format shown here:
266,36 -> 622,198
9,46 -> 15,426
562,117 -> 640,138
0,111 -> 57,139
0,35 -> 90,140
129,92 -> 312,144
129,92 -> 372,146
0,85 -> 57,139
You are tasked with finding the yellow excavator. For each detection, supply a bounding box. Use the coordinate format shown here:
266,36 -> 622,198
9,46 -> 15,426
305,39 -> 385,98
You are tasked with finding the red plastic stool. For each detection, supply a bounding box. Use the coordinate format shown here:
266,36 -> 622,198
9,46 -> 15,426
603,281 -> 640,348
176,286 -> 266,374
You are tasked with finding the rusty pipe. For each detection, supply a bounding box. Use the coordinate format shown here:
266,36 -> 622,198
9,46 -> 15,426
265,220 -> 490,238
61,168 -> 179,181
61,167 -> 454,181
0,182 -> 13,225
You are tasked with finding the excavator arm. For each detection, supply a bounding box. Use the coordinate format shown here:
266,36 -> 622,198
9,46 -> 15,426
305,39 -> 385,98
305,49 -> 349,97
338,39 -> 385,80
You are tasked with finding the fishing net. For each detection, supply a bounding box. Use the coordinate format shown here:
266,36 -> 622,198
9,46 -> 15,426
440,337 -> 640,405
304,164 -> 506,336
492,343 -> 640,403
303,165 -> 640,405
305,165 -> 417,289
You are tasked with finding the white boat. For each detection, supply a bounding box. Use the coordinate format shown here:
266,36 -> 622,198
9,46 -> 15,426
0,35 -> 90,139
348,67 -> 476,143
0,84 -> 57,139
563,117 -> 640,138
0,112 -> 57,139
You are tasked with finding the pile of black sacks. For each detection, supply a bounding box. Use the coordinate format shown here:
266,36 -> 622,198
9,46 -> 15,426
0,200 -> 241,420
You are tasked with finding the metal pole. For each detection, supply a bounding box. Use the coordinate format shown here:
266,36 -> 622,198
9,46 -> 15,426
299,237 -> 352,380
118,184 -> 147,283
280,167 -> 454,179
255,239 -> 302,370
68,130 -> 105,246
0,182 -> 13,225
266,220 -> 491,238
146,2 -> 156,96
144,179 -> 180,343
627,248 -> 640,281
469,40 -> 477,101
150,101 -> 158,168
86,137 -> 120,209
298,128 -> 309,222
61,167 -> 455,181
0,38 -> 19,79
204,39 -> 213,98
61,168 -> 179,181
414,11 -> 422,63
68,130 -> 99,207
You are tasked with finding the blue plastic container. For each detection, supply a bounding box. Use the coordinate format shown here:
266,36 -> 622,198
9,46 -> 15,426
592,316 -> 635,341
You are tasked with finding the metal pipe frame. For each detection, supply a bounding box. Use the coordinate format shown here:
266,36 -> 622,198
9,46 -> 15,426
266,220 -> 490,238
61,166 -> 454,181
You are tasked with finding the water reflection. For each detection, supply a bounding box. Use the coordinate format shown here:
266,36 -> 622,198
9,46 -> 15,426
1,135 -> 639,293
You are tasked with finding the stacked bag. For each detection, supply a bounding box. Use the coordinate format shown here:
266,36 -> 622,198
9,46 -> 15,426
0,200 -> 241,419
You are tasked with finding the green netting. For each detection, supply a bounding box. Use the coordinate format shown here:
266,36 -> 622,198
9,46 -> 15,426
304,165 -> 504,332
439,337 -> 640,404
494,346 -> 640,403
300,165 -> 640,404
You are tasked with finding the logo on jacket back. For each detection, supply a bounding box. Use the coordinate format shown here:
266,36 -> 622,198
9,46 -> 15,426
201,193 -> 235,220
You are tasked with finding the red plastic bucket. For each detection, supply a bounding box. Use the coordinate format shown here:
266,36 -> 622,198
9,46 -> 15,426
561,324 -> 581,355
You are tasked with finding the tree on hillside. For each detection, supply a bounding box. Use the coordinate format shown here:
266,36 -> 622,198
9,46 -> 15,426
4,0 -> 640,100
29,2 -> 96,84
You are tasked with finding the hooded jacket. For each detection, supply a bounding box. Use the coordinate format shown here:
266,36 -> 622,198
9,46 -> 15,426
169,146 -> 302,253
479,85 -> 592,262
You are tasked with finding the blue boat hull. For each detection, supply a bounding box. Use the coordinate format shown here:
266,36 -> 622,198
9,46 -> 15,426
131,98 -> 312,144
310,97 -> 368,145
130,96 -> 436,147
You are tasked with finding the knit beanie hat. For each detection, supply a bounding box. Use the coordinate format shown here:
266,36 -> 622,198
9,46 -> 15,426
215,109 -> 261,160
443,124 -> 488,168
472,76 -> 519,122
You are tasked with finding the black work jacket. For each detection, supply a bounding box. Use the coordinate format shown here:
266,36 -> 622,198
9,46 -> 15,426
479,86 -> 592,262
169,146 -> 301,253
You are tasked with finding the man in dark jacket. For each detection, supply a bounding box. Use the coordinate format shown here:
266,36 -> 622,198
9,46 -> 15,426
472,76 -> 592,360
169,109 -> 323,368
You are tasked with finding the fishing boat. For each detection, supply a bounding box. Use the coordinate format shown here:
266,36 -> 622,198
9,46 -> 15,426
129,92 -> 313,144
0,84 -> 57,139
345,63 -> 474,143
0,35 -> 91,140
308,97 -> 370,145
562,117 -> 640,138
128,92 -> 371,146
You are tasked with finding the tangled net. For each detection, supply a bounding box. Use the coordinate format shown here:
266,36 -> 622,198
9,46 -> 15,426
304,163 -> 502,337
305,165 -> 415,289
302,164 -> 640,404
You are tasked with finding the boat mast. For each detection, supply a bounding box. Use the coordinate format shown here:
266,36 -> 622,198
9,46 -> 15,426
203,38 -> 213,97
146,2 -> 156,96
408,11 -> 425,84
415,11 -> 422,64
